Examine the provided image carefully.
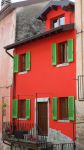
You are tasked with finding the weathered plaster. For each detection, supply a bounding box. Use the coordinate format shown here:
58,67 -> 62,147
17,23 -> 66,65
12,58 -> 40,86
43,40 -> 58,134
0,10 -> 16,132
75,0 -> 84,149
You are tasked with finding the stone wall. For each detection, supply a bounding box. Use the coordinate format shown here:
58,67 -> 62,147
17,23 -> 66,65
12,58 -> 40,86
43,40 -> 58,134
75,101 -> 84,150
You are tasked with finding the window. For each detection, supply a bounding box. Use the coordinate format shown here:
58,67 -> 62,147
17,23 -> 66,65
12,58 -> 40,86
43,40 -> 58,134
52,96 -> 75,121
53,19 -> 59,28
60,16 -> 65,26
52,39 -> 74,66
58,97 -> 68,120
12,99 -> 30,119
57,42 -> 68,64
19,54 -> 26,72
18,100 -> 26,119
53,16 -> 65,28
13,51 -> 31,73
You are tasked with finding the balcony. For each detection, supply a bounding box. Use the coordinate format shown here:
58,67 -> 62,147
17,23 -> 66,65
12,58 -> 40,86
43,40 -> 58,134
2,122 -> 76,150
2,121 -> 50,149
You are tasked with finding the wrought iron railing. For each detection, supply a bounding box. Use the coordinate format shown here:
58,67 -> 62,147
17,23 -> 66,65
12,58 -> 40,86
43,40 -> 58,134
53,143 -> 76,150
78,75 -> 84,100
2,122 -> 76,150
2,122 -> 47,146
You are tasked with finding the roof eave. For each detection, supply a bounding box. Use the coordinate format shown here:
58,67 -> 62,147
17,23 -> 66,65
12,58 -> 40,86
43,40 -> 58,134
4,23 -> 74,51
37,1 -> 74,21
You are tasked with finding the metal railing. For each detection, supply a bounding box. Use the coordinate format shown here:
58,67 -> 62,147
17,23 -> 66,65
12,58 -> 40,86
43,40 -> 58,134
2,122 -> 47,146
2,122 -> 76,150
52,143 -> 75,150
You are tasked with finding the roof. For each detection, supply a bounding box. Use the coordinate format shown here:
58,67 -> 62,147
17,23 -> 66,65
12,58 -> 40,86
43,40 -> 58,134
37,0 -> 74,21
4,23 -> 74,50
0,0 -> 49,21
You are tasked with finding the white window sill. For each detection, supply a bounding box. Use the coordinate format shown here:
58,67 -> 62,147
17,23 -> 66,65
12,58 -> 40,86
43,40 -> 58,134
18,118 -> 27,120
58,120 -> 70,123
56,63 -> 69,68
18,71 -> 27,75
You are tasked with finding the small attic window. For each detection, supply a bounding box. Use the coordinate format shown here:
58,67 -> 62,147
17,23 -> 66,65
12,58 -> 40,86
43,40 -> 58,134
53,16 -> 65,28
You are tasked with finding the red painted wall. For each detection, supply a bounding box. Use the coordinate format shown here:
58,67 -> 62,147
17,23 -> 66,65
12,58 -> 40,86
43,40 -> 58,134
45,7 -> 74,30
11,29 -> 76,140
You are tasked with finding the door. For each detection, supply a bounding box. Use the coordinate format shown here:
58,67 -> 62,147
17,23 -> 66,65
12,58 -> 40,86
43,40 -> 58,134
38,102 -> 48,136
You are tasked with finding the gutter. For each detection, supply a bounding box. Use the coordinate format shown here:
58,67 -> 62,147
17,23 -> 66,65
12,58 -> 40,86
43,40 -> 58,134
5,48 -> 15,102
5,49 -> 14,58
4,23 -> 74,51
5,49 -> 14,113
81,0 -> 83,76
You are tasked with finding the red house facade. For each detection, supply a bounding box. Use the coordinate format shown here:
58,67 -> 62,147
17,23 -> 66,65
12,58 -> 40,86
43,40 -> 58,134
4,0 -> 76,147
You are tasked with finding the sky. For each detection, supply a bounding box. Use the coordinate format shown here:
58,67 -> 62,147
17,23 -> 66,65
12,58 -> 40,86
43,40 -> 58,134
0,0 -> 25,9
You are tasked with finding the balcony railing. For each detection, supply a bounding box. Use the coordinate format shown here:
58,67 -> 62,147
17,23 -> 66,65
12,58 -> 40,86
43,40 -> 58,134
2,122 -> 76,150
2,121 -> 48,148
78,75 -> 84,100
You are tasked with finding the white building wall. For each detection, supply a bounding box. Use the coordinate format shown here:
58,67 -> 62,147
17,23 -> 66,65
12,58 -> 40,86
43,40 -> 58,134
75,0 -> 84,149
0,10 -> 16,135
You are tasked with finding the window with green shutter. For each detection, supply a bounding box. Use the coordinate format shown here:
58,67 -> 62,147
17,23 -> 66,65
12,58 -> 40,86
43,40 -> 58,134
52,43 -> 57,66
12,99 -> 18,119
68,96 -> 75,121
67,39 -> 74,63
52,96 -> 75,121
19,52 -> 31,72
13,55 -> 19,73
52,97 -> 58,120
14,52 -> 31,73
26,99 -> 30,119
25,52 -> 31,71
51,39 -> 74,67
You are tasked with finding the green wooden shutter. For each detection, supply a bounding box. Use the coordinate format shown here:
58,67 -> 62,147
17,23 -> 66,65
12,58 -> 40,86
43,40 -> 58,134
25,52 -> 31,71
52,43 -> 57,66
26,99 -> 30,119
13,55 -> 19,73
12,99 -> 18,118
52,97 -> 58,120
68,96 -> 75,121
67,39 -> 74,62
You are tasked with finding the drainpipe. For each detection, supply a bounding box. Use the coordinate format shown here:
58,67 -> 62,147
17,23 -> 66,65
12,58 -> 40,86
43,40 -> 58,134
76,0 -> 83,76
5,48 -> 15,120
5,48 -> 15,136
5,48 -> 14,58
80,0 -> 84,98
76,0 -> 84,98
81,0 -> 83,76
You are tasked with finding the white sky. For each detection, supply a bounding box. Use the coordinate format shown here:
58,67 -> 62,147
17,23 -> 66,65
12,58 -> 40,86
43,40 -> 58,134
0,0 -> 25,3
0,0 -> 25,9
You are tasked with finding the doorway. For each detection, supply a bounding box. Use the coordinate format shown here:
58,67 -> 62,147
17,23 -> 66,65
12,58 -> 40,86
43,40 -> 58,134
37,102 -> 48,136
